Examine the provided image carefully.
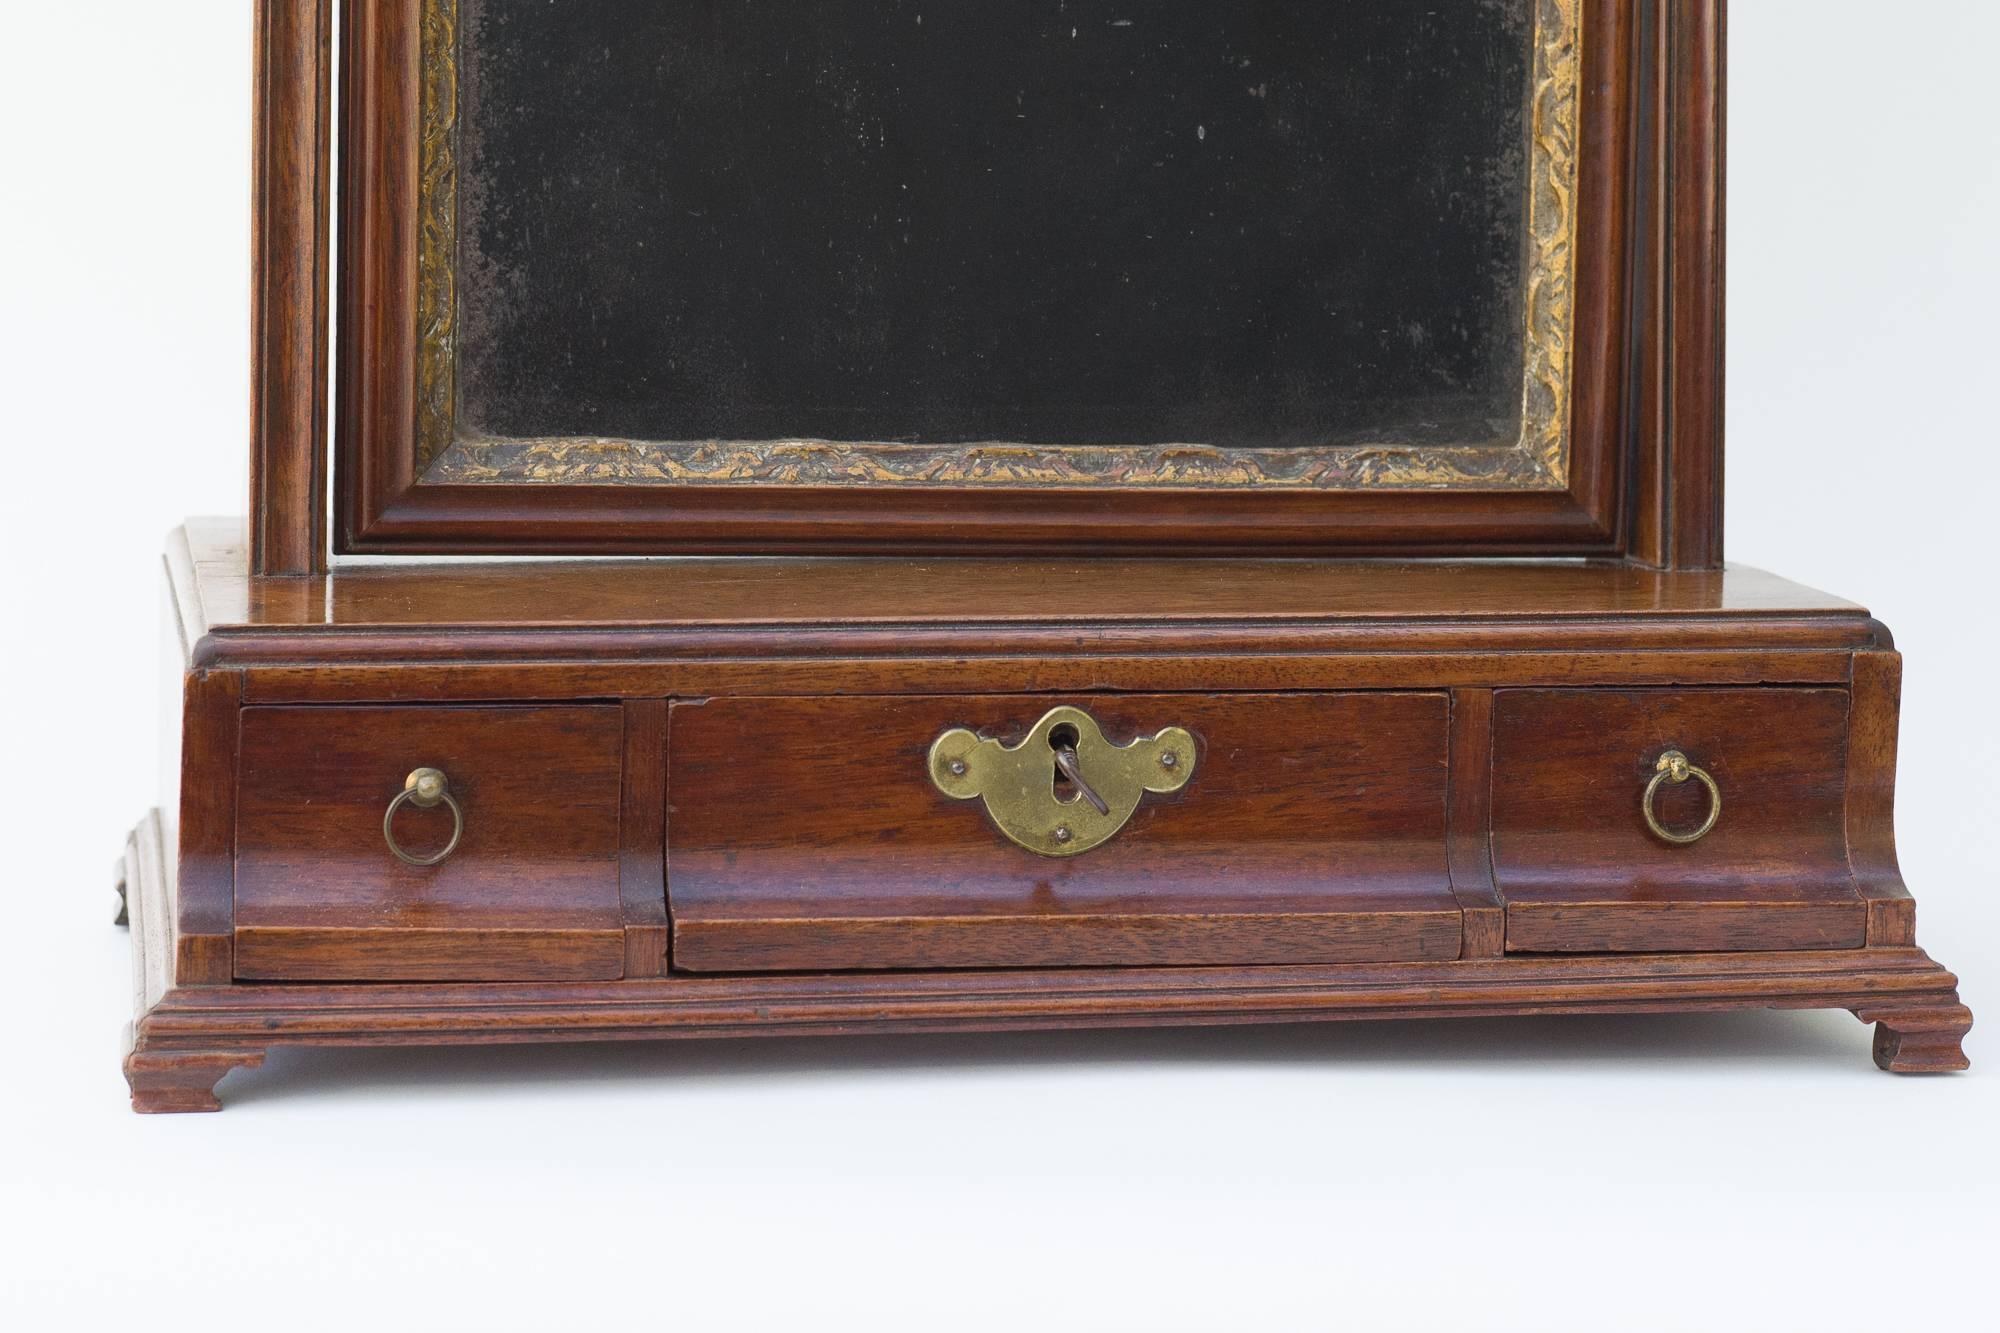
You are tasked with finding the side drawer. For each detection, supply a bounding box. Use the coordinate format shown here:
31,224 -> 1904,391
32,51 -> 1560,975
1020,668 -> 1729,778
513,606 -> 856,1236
667,692 -> 1459,971
1491,688 -> 1864,952
234,705 -> 627,980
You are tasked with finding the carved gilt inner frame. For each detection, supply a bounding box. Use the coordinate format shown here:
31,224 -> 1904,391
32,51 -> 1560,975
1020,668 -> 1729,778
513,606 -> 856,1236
411,0 -> 1583,492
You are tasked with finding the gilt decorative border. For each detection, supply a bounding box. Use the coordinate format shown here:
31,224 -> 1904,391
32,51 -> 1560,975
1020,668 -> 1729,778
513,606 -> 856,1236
414,0 -> 458,471
416,0 -> 1580,490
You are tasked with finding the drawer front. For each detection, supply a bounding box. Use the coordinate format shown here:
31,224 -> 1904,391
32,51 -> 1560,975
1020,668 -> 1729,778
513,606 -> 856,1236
1491,688 -> 1863,952
235,706 -> 627,980
667,693 -> 1458,971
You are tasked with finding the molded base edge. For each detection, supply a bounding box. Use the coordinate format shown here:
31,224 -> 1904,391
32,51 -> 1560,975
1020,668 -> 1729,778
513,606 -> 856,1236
120,811 -> 1973,1110
125,951 -> 1971,1110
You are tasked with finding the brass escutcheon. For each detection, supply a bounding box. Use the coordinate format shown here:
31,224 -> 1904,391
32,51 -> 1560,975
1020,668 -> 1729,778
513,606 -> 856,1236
1643,749 -> 1721,846
928,706 -> 1195,857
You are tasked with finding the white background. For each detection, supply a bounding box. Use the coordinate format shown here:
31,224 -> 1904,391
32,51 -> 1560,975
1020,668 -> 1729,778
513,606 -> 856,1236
3,2 -> 1994,1328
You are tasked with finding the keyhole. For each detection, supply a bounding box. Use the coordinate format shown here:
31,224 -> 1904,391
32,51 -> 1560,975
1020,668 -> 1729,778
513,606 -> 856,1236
1049,723 -> 1081,802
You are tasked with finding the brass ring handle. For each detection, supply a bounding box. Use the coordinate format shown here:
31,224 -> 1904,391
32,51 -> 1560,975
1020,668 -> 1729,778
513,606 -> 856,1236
1643,749 -> 1721,846
383,767 -> 464,867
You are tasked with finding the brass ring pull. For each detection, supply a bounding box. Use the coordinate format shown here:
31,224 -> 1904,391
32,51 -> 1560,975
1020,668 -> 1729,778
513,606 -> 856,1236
1643,749 -> 1720,846
383,767 -> 464,867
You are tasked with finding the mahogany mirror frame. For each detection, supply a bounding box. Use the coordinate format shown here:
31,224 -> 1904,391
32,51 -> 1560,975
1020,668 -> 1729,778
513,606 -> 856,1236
250,0 -> 1724,570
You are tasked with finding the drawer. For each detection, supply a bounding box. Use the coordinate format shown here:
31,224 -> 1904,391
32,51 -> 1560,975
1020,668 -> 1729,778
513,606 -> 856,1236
667,693 -> 1458,971
234,706 -> 627,980
1491,688 -> 1864,952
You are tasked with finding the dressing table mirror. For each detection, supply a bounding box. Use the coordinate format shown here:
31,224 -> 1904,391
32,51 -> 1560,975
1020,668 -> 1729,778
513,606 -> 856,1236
120,0 -> 1970,1111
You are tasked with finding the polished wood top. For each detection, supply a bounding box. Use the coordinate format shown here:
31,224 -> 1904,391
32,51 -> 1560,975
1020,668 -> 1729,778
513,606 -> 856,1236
176,520 -> 1864,639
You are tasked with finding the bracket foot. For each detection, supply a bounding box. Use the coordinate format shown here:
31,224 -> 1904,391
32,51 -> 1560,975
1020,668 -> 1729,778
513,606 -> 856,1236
1856,1003 -> 1973,1074
124,1048 -> 267,1113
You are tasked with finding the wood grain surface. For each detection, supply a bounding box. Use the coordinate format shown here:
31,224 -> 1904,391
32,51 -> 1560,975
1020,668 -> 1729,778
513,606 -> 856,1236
233,705 -> 627,980
668,693 -> 1458,970
249,0 -> 330,574
1492,688 -> 1865,951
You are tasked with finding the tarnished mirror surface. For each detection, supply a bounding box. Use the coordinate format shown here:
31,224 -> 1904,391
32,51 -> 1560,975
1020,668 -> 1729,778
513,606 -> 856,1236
419,0 -> 1579,491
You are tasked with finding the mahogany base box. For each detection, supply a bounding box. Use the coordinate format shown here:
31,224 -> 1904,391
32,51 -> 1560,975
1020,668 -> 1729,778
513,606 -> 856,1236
119,521 -> 1971,1111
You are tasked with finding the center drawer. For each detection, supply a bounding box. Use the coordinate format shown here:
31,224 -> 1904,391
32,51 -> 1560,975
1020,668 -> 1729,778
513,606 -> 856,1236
666,692 -> 1458,971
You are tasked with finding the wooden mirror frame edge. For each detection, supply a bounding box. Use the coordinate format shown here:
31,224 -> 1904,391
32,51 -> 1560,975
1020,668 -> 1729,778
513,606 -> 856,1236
247,0 -> 1723,573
